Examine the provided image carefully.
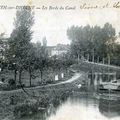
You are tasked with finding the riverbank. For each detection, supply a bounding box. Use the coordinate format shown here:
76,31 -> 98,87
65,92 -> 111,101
0,68 -> 71,88
0,72 -> 83,120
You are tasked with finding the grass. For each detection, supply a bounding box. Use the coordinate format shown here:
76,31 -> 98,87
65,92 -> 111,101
0,68 -> 71,90
0,70 -> 77,120
12,84 -> 74,119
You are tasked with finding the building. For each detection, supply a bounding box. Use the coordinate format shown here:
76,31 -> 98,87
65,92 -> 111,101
47,44 -> 70,57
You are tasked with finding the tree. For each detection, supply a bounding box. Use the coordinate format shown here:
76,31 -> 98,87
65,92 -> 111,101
0,33 -> 8,71
7,9 -> 34,84
24,43 -> 36,86
67,23 -> 116,62
34,40 -> 48,82
102,23 -> 116,59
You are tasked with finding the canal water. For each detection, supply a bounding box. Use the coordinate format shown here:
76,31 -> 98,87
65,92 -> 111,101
18,93 -> 120,120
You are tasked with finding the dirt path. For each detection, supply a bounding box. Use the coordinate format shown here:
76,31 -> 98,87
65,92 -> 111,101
0,72 -> 82,94
52,73 -> 81,85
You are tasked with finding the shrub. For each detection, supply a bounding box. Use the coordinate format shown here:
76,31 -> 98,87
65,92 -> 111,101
1,78 -> 5,82
8,79 -> 16,90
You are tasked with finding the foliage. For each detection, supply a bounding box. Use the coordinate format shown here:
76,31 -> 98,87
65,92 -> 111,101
7,9 -> 34,67
0,33 -> 8,71
6,9 -> 34,84
67,23 -> 116,61
33,41 -> 49,81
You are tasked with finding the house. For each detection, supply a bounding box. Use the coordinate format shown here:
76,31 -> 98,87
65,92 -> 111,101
47,44 -> 70,57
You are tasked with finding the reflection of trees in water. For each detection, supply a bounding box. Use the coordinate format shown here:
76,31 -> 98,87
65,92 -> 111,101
99,98 -> 120,118
45,94 -> 69,119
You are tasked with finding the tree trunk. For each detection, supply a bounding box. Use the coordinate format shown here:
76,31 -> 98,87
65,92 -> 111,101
14,69 -> 17,83
19,69 -> 22,85
39,69 -> 43,82
29,67 -> 32,87
65,67 -> 68,74
1,62 -> 4,71
40,70 -> 43,82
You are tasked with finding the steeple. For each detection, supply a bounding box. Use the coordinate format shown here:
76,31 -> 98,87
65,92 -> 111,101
42,37 -> 47,47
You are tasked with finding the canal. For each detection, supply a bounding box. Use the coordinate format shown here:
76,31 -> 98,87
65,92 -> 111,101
17,92 -> 120,120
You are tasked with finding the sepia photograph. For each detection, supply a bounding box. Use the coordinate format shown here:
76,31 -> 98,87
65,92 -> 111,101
0,0 -> 120,120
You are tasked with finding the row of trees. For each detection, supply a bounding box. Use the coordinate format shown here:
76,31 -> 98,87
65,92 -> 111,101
67,23 -> 120,65
3,9 -> 119,88
0,9 -> 73,87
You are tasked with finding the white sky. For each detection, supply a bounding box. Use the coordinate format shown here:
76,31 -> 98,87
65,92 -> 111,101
0,0 -> 120,46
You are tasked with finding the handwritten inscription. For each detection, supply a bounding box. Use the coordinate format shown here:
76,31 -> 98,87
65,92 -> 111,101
113,2 -> 120,8
80,3 -> 109,9
79,2 -> 120,9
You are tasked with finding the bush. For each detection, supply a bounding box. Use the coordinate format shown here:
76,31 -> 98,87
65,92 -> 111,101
0,83 -> 8,90
8,79 -> 15,86
1,78 -> 5,82
8,79 -> 16,90
16,83 -> 25,89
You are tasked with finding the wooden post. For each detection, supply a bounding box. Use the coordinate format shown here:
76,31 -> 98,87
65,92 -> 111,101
108,55 -> 110,65
94,73 -> 98,91
92,49 -> 94,62
97,57 -> 100,63
87,54 -> 89,61
103,58 -> 105,64
78,54 -> 79,64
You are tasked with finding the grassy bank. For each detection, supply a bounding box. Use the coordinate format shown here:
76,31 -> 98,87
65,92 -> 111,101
0,73 -> 80,120
0,68 -> 71,87
0,68 -> 73,92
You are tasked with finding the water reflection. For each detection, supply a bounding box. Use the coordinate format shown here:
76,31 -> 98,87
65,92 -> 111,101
17,93 -> 120,120
99,97 -> 120,118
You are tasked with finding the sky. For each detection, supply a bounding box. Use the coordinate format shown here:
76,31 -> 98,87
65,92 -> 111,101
0,0 -> 120,46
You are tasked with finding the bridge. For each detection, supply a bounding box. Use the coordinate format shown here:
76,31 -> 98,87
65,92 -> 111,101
71,59 -> 120,91
84,60 -> 120,71
72,59 -> 120,73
